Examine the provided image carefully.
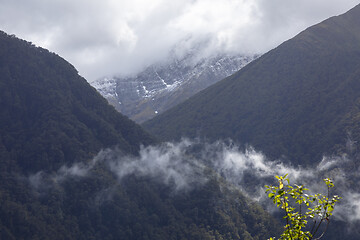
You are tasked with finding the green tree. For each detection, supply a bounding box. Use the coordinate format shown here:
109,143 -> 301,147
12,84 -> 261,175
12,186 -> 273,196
265,174 -> 340,240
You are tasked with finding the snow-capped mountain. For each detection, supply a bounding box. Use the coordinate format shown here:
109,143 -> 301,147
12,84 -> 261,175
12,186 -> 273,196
92,53 -> 259,123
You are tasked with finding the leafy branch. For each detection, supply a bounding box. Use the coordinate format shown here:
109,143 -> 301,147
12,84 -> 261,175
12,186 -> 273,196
266,174 -> 341,240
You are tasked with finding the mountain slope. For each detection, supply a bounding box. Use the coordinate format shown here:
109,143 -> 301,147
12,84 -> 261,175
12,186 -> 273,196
143,4 -> 360,165
92,53 -> 257,123
0,32 -> 155,173
0,31 -> 279,239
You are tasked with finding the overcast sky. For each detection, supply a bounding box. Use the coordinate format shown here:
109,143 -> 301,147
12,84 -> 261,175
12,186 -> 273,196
1,0 -> 359,81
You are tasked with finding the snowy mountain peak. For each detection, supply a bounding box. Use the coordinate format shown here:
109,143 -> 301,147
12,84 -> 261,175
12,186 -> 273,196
92,53 -> 259,123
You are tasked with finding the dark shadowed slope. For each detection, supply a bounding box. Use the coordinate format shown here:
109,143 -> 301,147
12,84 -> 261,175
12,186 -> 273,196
143,4 -> 360,165
0,31 -> 155,173
0,31 -> 280,240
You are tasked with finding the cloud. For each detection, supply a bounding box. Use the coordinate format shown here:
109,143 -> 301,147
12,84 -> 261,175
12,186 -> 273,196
27,138 -> 360,230
107,141 -> 207,192
0,0 -> 359,80
27,139 -> 346,198
28,142 -> 207,192
335,192 -> 360,222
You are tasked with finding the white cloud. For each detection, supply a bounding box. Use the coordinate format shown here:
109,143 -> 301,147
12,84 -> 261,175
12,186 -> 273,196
107,141 -> 207,191
27,137 -> 360,230
1,0 -> 359,80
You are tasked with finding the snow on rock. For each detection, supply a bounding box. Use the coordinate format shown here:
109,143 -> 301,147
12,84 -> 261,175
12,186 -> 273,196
91,53 -> 259,123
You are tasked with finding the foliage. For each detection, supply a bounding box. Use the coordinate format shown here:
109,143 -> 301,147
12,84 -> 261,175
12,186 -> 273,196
265,175 -> 341,240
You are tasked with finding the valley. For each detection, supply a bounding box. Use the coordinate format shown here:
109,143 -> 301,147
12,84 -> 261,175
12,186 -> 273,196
1,2 -> 360,240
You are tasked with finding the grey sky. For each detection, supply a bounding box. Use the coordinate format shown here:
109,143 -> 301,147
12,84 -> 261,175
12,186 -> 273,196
0,0 -> 359,81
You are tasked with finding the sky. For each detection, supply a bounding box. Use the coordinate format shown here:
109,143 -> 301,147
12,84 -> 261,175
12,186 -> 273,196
0,0 -> 359,81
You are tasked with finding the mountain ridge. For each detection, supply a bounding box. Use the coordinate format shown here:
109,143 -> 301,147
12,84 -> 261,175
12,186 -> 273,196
0,31 -> 155,173
92,52 -> 258,123
143,4 -> 360,165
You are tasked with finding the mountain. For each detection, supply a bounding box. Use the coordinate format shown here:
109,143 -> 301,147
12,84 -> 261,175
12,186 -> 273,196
143,4 -> 360,166
0,33 -> 155,174
0,31 -> 280,239
92,53 -> 257,123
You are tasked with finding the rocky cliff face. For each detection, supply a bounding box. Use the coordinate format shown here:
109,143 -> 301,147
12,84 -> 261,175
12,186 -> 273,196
92,53 -> 258,123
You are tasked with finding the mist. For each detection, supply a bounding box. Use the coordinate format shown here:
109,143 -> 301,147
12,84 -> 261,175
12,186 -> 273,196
28,138 -> 360,229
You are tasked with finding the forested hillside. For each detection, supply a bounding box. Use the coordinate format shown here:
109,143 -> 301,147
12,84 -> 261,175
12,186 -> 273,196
0,30 -> 280,239
143,4 -> 360,165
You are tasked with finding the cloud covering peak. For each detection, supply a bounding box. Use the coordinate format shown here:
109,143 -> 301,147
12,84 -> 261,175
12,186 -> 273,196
1,0 -> 359,80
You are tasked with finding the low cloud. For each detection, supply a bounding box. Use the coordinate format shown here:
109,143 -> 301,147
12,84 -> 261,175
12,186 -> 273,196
27,138 -> 360,229
28,141 -> 207,192
107,141 -> 207,191
335,192 -> 360,222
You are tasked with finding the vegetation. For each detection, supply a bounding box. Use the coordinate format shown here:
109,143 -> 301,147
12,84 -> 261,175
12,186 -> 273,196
0,31 -> 155,173
143,4 -> 360,166
266,175 -> 340,240
0,30 -> 280,239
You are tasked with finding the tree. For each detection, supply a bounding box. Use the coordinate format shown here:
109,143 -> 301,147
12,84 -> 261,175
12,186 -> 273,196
265,174 -> 340,240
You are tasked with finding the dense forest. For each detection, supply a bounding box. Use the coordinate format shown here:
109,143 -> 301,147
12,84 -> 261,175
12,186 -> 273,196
0,30 -> 280,239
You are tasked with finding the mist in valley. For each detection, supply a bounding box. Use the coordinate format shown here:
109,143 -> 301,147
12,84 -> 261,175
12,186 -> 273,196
28,137 -> 360,233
